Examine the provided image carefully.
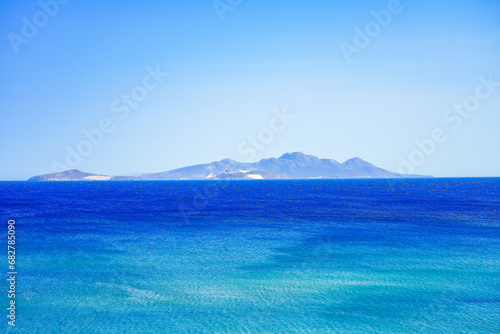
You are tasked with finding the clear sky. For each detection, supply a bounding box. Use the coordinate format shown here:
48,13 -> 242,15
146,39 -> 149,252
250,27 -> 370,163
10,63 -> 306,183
1,0 -> 499,180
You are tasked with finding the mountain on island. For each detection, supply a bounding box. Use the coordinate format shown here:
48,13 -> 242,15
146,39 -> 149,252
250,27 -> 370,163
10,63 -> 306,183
28,169 -> 145,181
28,152 -> 431,181
141,152 -> 430,180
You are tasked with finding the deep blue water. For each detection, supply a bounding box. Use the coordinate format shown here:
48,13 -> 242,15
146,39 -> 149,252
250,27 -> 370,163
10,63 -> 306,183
1,178 -> 499,333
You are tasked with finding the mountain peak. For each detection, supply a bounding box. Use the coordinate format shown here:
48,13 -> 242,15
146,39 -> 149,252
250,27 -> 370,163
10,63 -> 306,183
342,157 -> 374,168
279,152 -> 312,160
218,158 -> 237,164
66,169 -> 84,173
343,157 -> 366,164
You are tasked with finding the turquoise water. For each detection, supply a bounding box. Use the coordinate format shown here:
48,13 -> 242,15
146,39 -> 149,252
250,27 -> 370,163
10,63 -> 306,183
1,179 -> 499,333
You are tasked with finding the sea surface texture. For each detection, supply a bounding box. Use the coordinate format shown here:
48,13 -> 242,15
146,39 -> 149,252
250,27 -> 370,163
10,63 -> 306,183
1,178 -> 499,333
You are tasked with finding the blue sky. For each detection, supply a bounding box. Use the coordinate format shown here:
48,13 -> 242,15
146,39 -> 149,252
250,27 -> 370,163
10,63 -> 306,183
1,0 -> 499,180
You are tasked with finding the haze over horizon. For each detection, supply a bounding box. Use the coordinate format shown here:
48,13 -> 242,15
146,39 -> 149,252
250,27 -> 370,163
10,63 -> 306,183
1,0 -> 500,180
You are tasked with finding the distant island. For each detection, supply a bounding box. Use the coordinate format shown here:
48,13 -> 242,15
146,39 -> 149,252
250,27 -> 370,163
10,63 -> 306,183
28,152 -> 432,181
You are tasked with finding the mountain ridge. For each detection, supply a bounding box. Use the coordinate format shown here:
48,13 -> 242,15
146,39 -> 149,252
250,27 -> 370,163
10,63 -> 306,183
28,152 -> 432,181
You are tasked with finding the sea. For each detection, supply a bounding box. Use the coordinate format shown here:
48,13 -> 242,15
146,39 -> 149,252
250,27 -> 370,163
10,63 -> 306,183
1,178 -> 499,333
